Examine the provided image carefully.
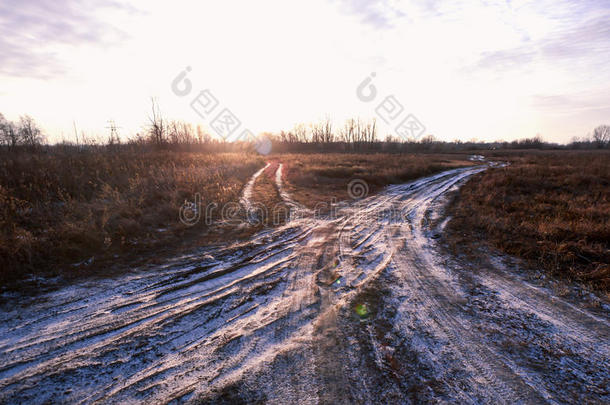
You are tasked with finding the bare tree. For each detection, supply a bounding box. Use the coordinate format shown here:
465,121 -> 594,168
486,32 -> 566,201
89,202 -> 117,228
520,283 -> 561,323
293,123 -> 308,143
167,120 -> 180,144
310,122 -> 323,143
0,113 -> 6,147
196,124 -> 211,144
180,122 -> 194,144
384,134 -> 395,143
308,118 -> 334,144
165,120 -> 196,145
148,98 -> 166,146
420,134 -> 436,144
339,118 -> 356,144
0,113 -> 20,148
592,125 -> 610,148
362,118 -> 376,143
18,115 -> 44,148
321,117 -> 334,143
280,130 -> 298,143
352,118 -> 360,143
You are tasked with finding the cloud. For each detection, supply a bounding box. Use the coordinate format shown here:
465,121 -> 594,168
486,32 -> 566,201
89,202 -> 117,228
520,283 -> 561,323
467,2 -> 610,74
540,15 -> 610,63
332,0 -> 406,29
532,89 -> 610,113
0,0 -> 137,79
474,47 -> 536,72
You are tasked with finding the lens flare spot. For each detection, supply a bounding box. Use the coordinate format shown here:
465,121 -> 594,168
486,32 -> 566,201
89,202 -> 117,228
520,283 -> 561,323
354,303 -> 368,318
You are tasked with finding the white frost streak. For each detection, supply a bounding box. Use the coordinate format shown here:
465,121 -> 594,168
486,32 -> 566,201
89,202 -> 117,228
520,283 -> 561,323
240,162 -> 270,212
275,163 -> 306,214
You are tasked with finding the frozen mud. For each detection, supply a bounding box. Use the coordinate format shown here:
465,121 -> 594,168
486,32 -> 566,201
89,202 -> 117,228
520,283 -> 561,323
0,165 -> 608,404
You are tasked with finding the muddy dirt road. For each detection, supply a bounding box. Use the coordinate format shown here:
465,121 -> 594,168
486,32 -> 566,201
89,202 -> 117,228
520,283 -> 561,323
0,164 -> 608,404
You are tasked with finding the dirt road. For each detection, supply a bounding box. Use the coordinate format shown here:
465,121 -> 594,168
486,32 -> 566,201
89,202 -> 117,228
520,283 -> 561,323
0,164 -> 608,404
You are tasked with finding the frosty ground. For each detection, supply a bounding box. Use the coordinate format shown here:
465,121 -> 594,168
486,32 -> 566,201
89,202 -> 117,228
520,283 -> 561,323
0,163 -> 608,404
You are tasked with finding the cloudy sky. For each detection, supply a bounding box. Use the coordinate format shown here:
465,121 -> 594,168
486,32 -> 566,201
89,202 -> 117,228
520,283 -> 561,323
1,0 -> 609,143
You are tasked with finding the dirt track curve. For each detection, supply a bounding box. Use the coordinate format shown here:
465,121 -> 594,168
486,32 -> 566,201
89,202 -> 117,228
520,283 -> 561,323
0,164 -> 608,404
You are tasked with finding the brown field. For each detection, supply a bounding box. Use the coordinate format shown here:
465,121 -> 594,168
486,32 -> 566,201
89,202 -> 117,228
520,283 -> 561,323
0,150 -> 264,283
9,149 -> 608,291
275,153 -> 474,209
447,151 -> 610,290
0,150 -> 476,286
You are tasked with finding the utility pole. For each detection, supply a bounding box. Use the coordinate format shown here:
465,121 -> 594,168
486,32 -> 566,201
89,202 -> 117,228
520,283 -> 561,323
105,120 -> 121,145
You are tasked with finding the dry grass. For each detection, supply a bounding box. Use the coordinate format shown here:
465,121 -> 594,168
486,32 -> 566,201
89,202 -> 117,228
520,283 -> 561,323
271,153 -> 474,208
447,151 -> 610,290
0,150 -> 476,287
0,150 -> 264,283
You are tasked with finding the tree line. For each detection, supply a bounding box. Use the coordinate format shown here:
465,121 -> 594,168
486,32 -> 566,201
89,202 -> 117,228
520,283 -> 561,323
1,101 -> 609,153
0,113 -> 46,150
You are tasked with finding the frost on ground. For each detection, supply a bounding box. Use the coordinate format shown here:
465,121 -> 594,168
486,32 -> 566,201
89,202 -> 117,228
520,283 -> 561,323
274,163 -> 300,210
0,165 -> 608,404
274,163 -> 310,218
239,162 -> 270,213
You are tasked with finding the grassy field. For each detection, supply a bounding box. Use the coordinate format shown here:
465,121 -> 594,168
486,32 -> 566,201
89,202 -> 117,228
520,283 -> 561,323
4,149 -> 608,292
275,153 -> 473,209
0,150 -> 265,283
0,150 -> 476,286
447,151 -> 610,291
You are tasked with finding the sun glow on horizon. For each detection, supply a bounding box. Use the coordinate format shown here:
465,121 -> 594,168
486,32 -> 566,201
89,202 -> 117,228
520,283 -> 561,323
1,0 -> 609,143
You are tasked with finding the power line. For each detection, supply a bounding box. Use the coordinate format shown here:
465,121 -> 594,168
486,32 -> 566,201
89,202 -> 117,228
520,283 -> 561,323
105,120 -> 122,144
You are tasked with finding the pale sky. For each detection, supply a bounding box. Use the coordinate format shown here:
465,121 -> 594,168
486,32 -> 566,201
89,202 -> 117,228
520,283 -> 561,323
1,0 -> 609,143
